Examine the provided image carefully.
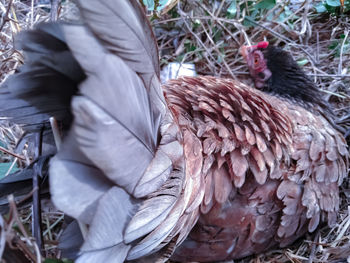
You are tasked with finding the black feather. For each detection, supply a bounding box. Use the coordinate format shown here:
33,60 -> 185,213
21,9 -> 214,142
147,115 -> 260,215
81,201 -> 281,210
263,46 -> 329,110
261,46 -> 347,133
0,23 -> 85,131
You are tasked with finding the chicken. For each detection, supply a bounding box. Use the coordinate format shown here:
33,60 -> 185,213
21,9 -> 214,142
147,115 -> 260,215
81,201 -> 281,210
170,43 -> 349,261
0,0 -> 348,262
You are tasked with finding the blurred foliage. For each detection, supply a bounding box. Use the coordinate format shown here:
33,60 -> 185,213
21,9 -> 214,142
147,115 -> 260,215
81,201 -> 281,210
315,0 -> 350,14
142,0 -> 170,11
223,0 -> 298,28
0,140 -> 5,159
329,34 -> 350,57
0,162 -> 19,179
0,137 -> 19,178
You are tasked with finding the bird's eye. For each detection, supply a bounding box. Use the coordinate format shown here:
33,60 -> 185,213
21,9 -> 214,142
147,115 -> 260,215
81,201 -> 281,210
254,55 -> 259,65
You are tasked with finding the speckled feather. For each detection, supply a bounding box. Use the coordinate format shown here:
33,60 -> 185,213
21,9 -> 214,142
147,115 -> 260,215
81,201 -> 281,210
164,76 -> 348,262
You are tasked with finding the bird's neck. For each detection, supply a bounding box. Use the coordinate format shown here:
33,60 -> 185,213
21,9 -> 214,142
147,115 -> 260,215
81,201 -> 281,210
263,61 -> 328,111
260,46 -> 327,109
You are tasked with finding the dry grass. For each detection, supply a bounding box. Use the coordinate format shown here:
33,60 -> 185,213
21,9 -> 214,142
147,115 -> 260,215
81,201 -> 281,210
0,0 -> 349,262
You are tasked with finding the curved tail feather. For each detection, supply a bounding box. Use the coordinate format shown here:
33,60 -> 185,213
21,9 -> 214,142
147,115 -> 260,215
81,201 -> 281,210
0,23 -> 84,130
1,1 -> 199,262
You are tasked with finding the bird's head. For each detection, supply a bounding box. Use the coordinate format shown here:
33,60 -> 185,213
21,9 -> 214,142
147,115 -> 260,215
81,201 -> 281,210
241,41 -> 271,89
241,41 -> 327,109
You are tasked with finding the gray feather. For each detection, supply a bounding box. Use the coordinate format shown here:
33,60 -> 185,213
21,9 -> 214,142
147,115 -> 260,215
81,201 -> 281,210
62,22 -> 162,193
0,23 -> 84,130
80,187 -> 137,252
50,133 -> 113,224
77,0 -> 159,89
77,243 -> 130,263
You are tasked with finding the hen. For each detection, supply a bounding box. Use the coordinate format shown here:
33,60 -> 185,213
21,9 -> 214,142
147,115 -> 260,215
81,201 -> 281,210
0,0 -> 348,262
170,42 -> 349,261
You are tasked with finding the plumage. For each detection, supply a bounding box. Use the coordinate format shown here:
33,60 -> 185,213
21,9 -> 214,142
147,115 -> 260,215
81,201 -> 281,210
0,1 -> 348,262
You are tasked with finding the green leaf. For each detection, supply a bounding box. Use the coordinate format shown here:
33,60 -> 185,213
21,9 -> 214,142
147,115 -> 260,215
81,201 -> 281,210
329,41 -> 338,50
323,2 -> 338,13
315,3 -> 327,12
255,0 -> 276,10
176,54 -> 185,62
0,163 -> 19,179
227,0 -> 237,15
213,26 -> 223,43
217,55 -> 223,64
326,0 -> 341,6
328,38 -> 350,57
346,0 -> 350,10
157,0 -> 171,11
143,0 -> 155,11
283,7 -> 293,16
297,58 -> 309,66
243,10 -> 258,27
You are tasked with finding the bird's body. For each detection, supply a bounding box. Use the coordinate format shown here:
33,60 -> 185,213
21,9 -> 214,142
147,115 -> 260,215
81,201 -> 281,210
0,1 -> 348,262
163,76 -> 348,261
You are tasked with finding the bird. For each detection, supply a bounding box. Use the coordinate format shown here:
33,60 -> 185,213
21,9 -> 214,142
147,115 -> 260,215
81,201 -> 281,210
170,42 -> 349,261
0,1 -> 348,263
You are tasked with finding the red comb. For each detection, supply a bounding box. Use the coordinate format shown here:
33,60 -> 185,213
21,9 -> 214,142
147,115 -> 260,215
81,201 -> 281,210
257,41 -> 269,49
246,41 -> 269,51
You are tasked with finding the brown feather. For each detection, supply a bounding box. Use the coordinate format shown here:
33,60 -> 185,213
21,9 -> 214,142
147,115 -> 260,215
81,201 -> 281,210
245,125 -> 256,145
214,166 -> 232,204
229,149 -> 249,179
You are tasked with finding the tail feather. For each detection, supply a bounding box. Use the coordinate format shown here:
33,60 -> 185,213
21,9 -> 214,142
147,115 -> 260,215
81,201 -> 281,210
49,132 -> 114,225
77,0 -> 160,90
0,23 -> 84,130
2,0 -> 193,262
58,219 -> 84,260
48,0 -> 178,260
76,244 -> 131,263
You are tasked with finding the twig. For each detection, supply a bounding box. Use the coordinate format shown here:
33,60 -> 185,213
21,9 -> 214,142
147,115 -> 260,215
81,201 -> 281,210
316,31 -> 320,64
32,131 -> 44,255
0,145 -> 25,160
5,157 -> 17,176
244,16 -> 318,65
309,73 -> 350,78
197,2 -> 240,45
10,5 -> 20,33
7,194 -> 42,262
338,29 -> 349,75
43,214 -> 64,237
0,0 -> 13,32
50,0 -> 60,21
333,207 -> 350,243
320,89 -> 348,99
200,21 -> 235,79
308,231 -> 320,263
177,2 -> 218,74
50,117 -> 62,150
30,0 -> 34,28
